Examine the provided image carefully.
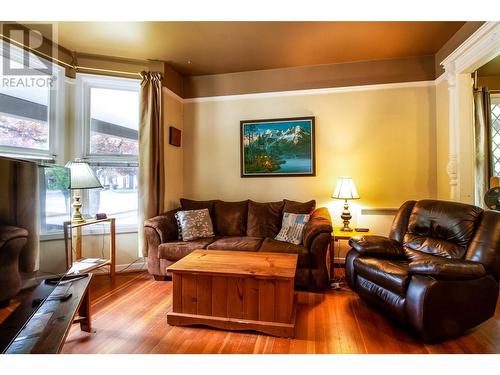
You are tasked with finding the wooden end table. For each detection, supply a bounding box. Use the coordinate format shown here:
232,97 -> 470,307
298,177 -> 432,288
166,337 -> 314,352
64,218 -> 116,281
331,228 -> 371,285
167,250 -> 298,338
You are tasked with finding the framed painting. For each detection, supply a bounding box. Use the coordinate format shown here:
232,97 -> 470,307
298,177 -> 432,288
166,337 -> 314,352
240,116 -> 315,177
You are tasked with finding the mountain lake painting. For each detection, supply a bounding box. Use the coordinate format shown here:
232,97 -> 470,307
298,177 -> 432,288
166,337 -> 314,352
240,117 -> 315,177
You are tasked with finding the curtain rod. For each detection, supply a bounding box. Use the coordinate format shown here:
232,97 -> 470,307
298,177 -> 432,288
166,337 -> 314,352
74,65 -> 141,77
1,33 -> 74,69
1,34 -> 142,78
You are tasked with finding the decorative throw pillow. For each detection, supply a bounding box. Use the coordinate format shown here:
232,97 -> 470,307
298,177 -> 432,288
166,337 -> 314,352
275,212 -> 310,245
175,208 -> 215,242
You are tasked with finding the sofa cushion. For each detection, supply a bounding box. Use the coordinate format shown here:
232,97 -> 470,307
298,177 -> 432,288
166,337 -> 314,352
258,238 -> 310,267
283,199 -> 316,214
180,198 -> 217,226
206,236 -> 263,251
246,200 -> 284,238
354,257 -> 410,296
214,200 -> 248,236
158,238 -> 217,261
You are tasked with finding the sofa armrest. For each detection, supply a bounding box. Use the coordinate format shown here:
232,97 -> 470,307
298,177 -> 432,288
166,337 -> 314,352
144,208 -> 180,243
409,257 -> 486,280
303,207 -> 333,249
348,235 -> 404,259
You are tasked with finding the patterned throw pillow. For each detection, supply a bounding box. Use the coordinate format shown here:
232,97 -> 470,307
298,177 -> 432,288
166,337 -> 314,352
175,209 -> 215,242
275,212 -> 310,245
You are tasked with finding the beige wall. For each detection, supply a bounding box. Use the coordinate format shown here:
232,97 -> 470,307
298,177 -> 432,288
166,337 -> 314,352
162,90 -> 184,211
183,84 -> 438,232
435,78 -> 451,200
478,75 -> 500,90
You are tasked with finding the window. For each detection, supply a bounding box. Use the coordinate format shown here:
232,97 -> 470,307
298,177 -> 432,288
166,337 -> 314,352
39,164 -> 71,234
77,74 -> 140,231
490,95 -> 500,177
0,40 -> 63,159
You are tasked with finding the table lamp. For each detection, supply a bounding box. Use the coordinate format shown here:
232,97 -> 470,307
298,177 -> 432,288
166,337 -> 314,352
332,176 -> 360,232
65,159 -> 103,224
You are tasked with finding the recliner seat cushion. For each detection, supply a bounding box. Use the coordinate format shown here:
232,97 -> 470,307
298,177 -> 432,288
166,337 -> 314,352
403,233 -> 466,259
258,238 -> 311,267
206,236 -> 263,251
246,200 -> 284,238
158,238 -> 217,261
354,257 -> 410,296
214,200 -> 248,236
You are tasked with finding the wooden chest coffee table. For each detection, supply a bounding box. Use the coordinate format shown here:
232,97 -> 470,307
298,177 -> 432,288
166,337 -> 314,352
166,249 -> 298,338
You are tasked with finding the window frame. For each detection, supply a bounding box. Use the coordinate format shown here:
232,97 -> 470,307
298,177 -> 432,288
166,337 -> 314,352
0,40 -> 65,161
75,73 -> 140,233
76,73 -> 140,163
489,94 -> 500,181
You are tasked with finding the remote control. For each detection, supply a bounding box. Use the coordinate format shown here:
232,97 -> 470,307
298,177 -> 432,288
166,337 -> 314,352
355,228 -> 369,232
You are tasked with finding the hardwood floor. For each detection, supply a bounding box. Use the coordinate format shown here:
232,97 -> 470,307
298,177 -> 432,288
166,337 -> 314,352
61,271 -> 500,354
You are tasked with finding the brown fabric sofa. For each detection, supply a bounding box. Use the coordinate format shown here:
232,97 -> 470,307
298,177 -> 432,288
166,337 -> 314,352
144,198 -> 333,290
345,199 -> 500,341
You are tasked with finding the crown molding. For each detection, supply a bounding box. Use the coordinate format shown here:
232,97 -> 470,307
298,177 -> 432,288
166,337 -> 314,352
441,22 -> 500,74
183,80 -> 436,103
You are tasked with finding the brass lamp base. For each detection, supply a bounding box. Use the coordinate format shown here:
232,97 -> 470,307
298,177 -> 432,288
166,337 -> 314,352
340,199 -> 353,232
71,191 -> 86,224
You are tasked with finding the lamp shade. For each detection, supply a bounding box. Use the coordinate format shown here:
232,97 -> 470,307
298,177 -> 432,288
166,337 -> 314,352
65,159 -> 103,190
332,176 -> 360,200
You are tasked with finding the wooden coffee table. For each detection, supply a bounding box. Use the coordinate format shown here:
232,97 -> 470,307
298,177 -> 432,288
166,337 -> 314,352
166,249 -> 298,338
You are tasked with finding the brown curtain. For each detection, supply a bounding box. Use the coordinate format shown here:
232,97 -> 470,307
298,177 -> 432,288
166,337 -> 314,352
17,161 -> 40,272
473,86 -> 491,208
138,71 -> 164,256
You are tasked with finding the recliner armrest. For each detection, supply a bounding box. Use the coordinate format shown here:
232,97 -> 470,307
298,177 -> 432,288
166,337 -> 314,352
348,235 -> 404,258
409,257 -> 486,280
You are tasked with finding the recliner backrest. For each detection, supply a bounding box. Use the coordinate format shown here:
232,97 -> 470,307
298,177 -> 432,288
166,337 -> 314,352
390,199 -> 484,258
466,210 -> 500,281
390,199 -> 500,280
404,200 -> 483,258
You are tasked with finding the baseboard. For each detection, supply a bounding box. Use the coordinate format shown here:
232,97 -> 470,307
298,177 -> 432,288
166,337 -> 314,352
333,256 -> 346,265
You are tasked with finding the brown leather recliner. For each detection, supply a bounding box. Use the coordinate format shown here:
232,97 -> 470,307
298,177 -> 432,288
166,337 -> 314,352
345,199 -> 500,342
0,225 -> 28,305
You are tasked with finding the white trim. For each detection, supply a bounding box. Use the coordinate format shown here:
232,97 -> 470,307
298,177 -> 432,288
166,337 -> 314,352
441,21 -> 500,204
435,72 -> 447,85
183,80 -> 436,103
75,73 -> 140,162
441,22 -> 500,73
